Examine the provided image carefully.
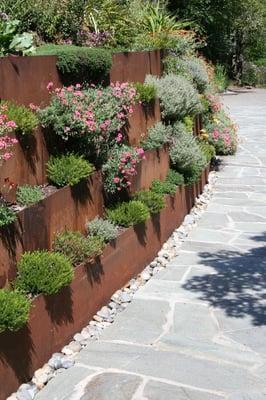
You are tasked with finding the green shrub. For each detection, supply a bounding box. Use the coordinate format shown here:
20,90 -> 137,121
141,122 -> 172,150
151,179 -> 177,196
16,185 -> 44,207
134,82 -> 157,104
53,231 -> 104,265
214,64 -> 229,93
0,205 -> 16,227
16,251 -> 74,295
169,126 -> 207,180
146,74 -> 201,121
133,190 -> 164,214
165,56 -> 209,94
86,217 -> 119,243
198,142 -> 216,163
1,101 -> 38,135
106,200 -> 150,227
0,289 -> 31,333
166,169 -> 184,186
47,154 -> 94,187
36,45 -> 112,84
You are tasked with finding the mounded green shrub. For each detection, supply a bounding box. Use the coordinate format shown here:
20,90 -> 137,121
0,205 -> 16,227
133,190 -> 165,214
53,231 -> 104,265
86,217 -> 119,243
151,179 -> 177,196
16,185 -> 44,207
0,289 -> 31,333
16,251 -> 74,295
141,122 -> 172,150
145,74 -> 201,121
47,154 -> 94,187
1,101 -> 38,135
166,169 -> 184,186
165,56 -> 209,94
198,142 -> 216,163
36,45 -> 112,83
134,82 -> 157,104
106,200 -> 150,227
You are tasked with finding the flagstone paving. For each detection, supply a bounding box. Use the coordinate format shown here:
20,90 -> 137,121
36,90 -> 266,399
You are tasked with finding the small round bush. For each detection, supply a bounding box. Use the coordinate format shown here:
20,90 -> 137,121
133,190 -> 165,214
151,179 -> 177,196
166,169 -> 184,186
0,289 -> 31,333
145,74 -> 201,121
0,205 -> 16,227
53,231 -> 104,265
106,201 -> 150,227
86,217 -> 119,243
141,122 -> 172,150
134,82 -> 157,104
47,154 -> 94,187
1,101 -> 38,135
16,251 -> 74,296
16,185 -> 44,207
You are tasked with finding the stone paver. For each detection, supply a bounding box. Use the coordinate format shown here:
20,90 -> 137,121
35,90 -> 266,399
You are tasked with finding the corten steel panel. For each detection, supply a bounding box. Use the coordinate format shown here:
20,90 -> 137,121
126,99 -> 161,145
130,145 -> 170,192
110,50 -> 163,84
0,168 -> 210,400
0,56 -> 62,107
0,127 -> 49,200
0,172 -> 104,287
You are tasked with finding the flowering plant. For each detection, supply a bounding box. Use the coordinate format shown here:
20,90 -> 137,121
0,104 -> 18,163
103,145 -> 145,194
39,82 -> 137,163
77,29 -> 110,47
205,93 -> 222,114
205,110 -> 238,155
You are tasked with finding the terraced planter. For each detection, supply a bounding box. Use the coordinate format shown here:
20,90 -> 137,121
0,166 -> 209,400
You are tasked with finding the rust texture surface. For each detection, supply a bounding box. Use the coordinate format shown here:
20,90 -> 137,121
0,56 -> 62,107
126,100 -> 161,145
0,168 -> 209,400
110,50 -> 163,83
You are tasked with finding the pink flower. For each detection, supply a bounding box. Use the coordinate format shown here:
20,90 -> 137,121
212,129 -> 220,141
2,152 -> 12,160
116,132 -> 123,143
113,177 -> 120,184
6,120 -> 17,128
46,81 -> 54,91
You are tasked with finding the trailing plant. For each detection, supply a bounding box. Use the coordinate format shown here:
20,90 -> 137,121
16,185 -> 44,207
103,145 -> 145,194
106,200 -> 150,227
141,122 -> 172,150
46,154 -> 94,187
165,56 -> 210,93
146,74 -> 201,121
36,45 -> 112,83
0,289 -> 31,333
166,169 -> 184,186
53,231 -> 104,265
0,204 -> 16,227
86,217 -> 119,243
1,101 -> 38,135
16,251 -> 74,295
0,104 -> 18,163
205,110 -> 238,155
0,13 -> 35,56
39,82 -> 136,164
134,82 -> 157,104
133,190 -> 165,214
151,179 -> 177,196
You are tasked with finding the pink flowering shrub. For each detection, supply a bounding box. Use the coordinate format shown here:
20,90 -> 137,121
38,82 -> 136,163
206,110 -> 238,155
0,105 -> 18,164
206,93 -> 222,114
103,145 -> 145,194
